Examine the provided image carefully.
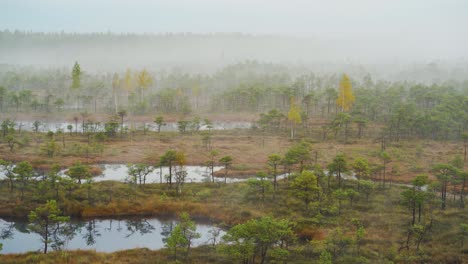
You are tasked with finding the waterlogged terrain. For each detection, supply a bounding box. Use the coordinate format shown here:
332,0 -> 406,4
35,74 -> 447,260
1,164 -> 289,183
90,164 -> 224,183
0,217 -> 223,254
13,120 -> 252,133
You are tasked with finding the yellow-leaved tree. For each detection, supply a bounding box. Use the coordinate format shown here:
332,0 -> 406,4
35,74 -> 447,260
136,69 -> 153,103
112,73 -> 120,113
336,74 -> 355,112
124,69 -> 134,92
288,98 -> 302,139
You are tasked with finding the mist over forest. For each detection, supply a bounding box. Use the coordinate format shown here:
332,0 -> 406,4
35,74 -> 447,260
1,31 -> 467,82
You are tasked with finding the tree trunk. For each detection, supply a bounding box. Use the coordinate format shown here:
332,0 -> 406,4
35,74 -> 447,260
460,177 -> 466,208
273,166 -> 277,191
211,163 -> 214,183
383,162 -> 386,188
464,138 -> 467,162
418,203 -> 422,223
159,167 -> 162,184
169,165 -> 172,186
44,222 -> 49,254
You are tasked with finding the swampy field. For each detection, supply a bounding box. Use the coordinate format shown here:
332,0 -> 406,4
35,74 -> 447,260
1,5 -> 468,262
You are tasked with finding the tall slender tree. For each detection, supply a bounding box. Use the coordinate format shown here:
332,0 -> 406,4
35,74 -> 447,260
336,74 -> 355,112
219,156 -> 233,183
268,154 -> 282,191
28,200 -> 70,254
287,98 -> 302,140
71,61 -> 81,90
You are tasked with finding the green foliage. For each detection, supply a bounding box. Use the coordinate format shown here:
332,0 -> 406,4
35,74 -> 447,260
0,159 -> 15,191
28,200 -> 70,253
66,162 -> 91,184
42,139 -> 60,158
165,213 -> 200,261
459,223 -> 468,249
268,153 -> 282,190
205,150 -> 219,182
154,116 -> 166,133
221,216 -> 295,264
13,161 -> 33,200
326,227 -> 353,258
219,156 -> 233,183
104,116 -> 119,137
258,109 -> 284,131
432,164 -> 458,209
177,120 -> 189,134
352,157 -> 370,181
290,170 -> 319,210
93,132 -> 107,142
450,156 -> 464,169
71,61 -> 81,90
247,172 -> 272,201
285,141 -> 311,172
318,250 -> 332,264
190,116 -> 201,132
359,180 -> 375,202
333,189 -> 348,215
160,150 -> 179,185
328,154 -> 348,188
5,134 -> 18,152
127,163 -> 154,185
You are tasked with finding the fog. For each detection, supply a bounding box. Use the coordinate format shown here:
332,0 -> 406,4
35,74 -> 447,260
1,0 -> 467,80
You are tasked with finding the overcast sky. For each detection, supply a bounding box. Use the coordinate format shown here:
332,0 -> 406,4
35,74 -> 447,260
1,0 -> 466,35
1,0 -> 468,62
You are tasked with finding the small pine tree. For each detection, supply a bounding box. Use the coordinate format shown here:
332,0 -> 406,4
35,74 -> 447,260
71,61 -> 81,90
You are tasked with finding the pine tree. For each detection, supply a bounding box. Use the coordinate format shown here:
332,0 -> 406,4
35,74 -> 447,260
71,61 -> 81,90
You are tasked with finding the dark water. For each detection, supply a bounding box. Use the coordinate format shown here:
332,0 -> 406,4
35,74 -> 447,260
0,217 -> 224,253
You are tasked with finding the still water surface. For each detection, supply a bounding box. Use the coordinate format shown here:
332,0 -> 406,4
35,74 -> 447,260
0,217 -> 223,253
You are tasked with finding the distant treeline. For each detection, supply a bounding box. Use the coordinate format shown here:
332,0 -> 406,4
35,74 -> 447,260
1,30 -> 468,81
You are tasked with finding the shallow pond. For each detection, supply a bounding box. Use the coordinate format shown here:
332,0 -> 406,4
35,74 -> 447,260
0,217 -> 224,253
89,164 -> 293,184
14,120 -> 252,133
60,164 -> 230,183
1,164 -> 268,183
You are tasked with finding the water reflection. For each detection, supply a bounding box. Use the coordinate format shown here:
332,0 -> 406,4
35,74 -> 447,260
83,220 -> 101,246
0,217 -> 223,253
92,164 -> 224,183
125,219 -> 155,238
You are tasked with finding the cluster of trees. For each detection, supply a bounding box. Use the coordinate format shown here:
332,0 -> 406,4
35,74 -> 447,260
1,118 -> 106,159
1,150 -> 466,261
1,60 -> 467,141
0,159 -> 95,203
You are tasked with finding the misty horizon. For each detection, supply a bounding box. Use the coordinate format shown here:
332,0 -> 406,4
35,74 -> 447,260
1,0 -> 468,82
1,0 -> 468,66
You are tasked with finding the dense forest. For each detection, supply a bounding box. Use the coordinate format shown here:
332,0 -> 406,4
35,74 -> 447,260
1,60 -> 467,141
